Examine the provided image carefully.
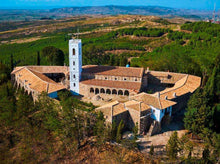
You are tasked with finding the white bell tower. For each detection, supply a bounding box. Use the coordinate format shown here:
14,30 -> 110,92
69,39 -> 82,95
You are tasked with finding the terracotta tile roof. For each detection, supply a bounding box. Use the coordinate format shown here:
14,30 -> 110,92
80,79 -> 142,91
159,75 -> 201,100
96,101 -> 120,109
113,103 -> 127,116
11,66 -> 25,74
125,100 -> 151,112
24,66 -> 69,74
82,65 -> 144,78
96,101 -> 127,116
147,71 -> 187,84
12,67 -> 66,94
130,93 -> 176,110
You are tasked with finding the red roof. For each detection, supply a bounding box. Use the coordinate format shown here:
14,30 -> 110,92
82,65 -> 144,78
81,79 -> 142,91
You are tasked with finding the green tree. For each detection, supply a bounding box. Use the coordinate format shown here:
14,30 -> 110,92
42,46 -> 64,65
10,54 -> 14,71
37,51 -> 40,65
166,131 -> 179,160
116,120 -> 124,143
111,120 -> 117,141
149,144 -> 154,156
202,146 -> 210,163
132,122 -> 138,141
109,54 -> 115,66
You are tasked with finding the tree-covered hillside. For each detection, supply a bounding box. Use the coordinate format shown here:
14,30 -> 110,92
0,19 -> 220,162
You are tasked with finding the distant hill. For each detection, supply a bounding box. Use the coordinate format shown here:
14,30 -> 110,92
0,6 -> 214,22
50,5 -> 212,19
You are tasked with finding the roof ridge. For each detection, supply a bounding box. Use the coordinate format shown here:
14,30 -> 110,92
46,83 -> 49,93
11,66 -> 25,74
160,74 -> 189,95
148,70 -> 188,75
158,93 -> 162,109
26,67 -> 57,85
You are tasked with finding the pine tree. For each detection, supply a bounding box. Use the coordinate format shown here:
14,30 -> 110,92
149,144 -> 154,156
10,54 -> 14,71
37,51 -> 40,65
116,120 -> 124,143
202,146 -> 210,162
132,122 -> 138,140
109,54 -> 115,66
111,120 -> 117,141
166,131 -> 179,159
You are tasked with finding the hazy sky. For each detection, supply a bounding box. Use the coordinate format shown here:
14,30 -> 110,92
0,0 -> 219,10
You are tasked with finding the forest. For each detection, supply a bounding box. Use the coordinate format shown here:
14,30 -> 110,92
0,20 -> 220,162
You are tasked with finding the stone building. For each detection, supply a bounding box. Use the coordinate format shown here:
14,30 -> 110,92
11,38 -> 201,135
79,65 -> 146,99
11,66 -> 68,101
96,70 -> 201,135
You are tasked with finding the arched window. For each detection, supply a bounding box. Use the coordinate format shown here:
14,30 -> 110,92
124,90 -> 129,96
74,83 -> 76,87
90,88 -> 94,93
72,49 -> 75,55
73,74 -> 76,79
118,90 -> 123,95
100,88 -> 105,94
95,88 -> 99,94
106,89 -> 111,94
73,61 -> 75,66
112,89 -> 117,95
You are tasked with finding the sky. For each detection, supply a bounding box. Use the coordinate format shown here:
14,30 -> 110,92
0,0 -> 219,10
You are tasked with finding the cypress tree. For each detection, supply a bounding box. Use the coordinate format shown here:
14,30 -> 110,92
166,131 -> 179,159
149,144 -> 154,156
132,122 -> 138,140
10,54 -> 14,71
111,120 -> 117,141
116,120 -> 124,143
37,51 -> 40,65
202,146 -> 210,162
109,54 -> 115,66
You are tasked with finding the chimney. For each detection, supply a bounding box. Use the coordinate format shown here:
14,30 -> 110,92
147,67 -> 149,72
139,102 -> 141,112
111,105 -> 113,124
157,92 -> 160,98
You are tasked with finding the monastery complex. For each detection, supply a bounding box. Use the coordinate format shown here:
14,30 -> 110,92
11,39 -> 201,135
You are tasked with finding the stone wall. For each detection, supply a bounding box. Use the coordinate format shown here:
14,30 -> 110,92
171,92 -> 191,114
127,108 -> 140,132
141,74 -> 148,92
140,114 -> 153,135
79,83 -> 137,100
113,111 -> 129,130
82,73 -> 142,82
147,120 -> 161,136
